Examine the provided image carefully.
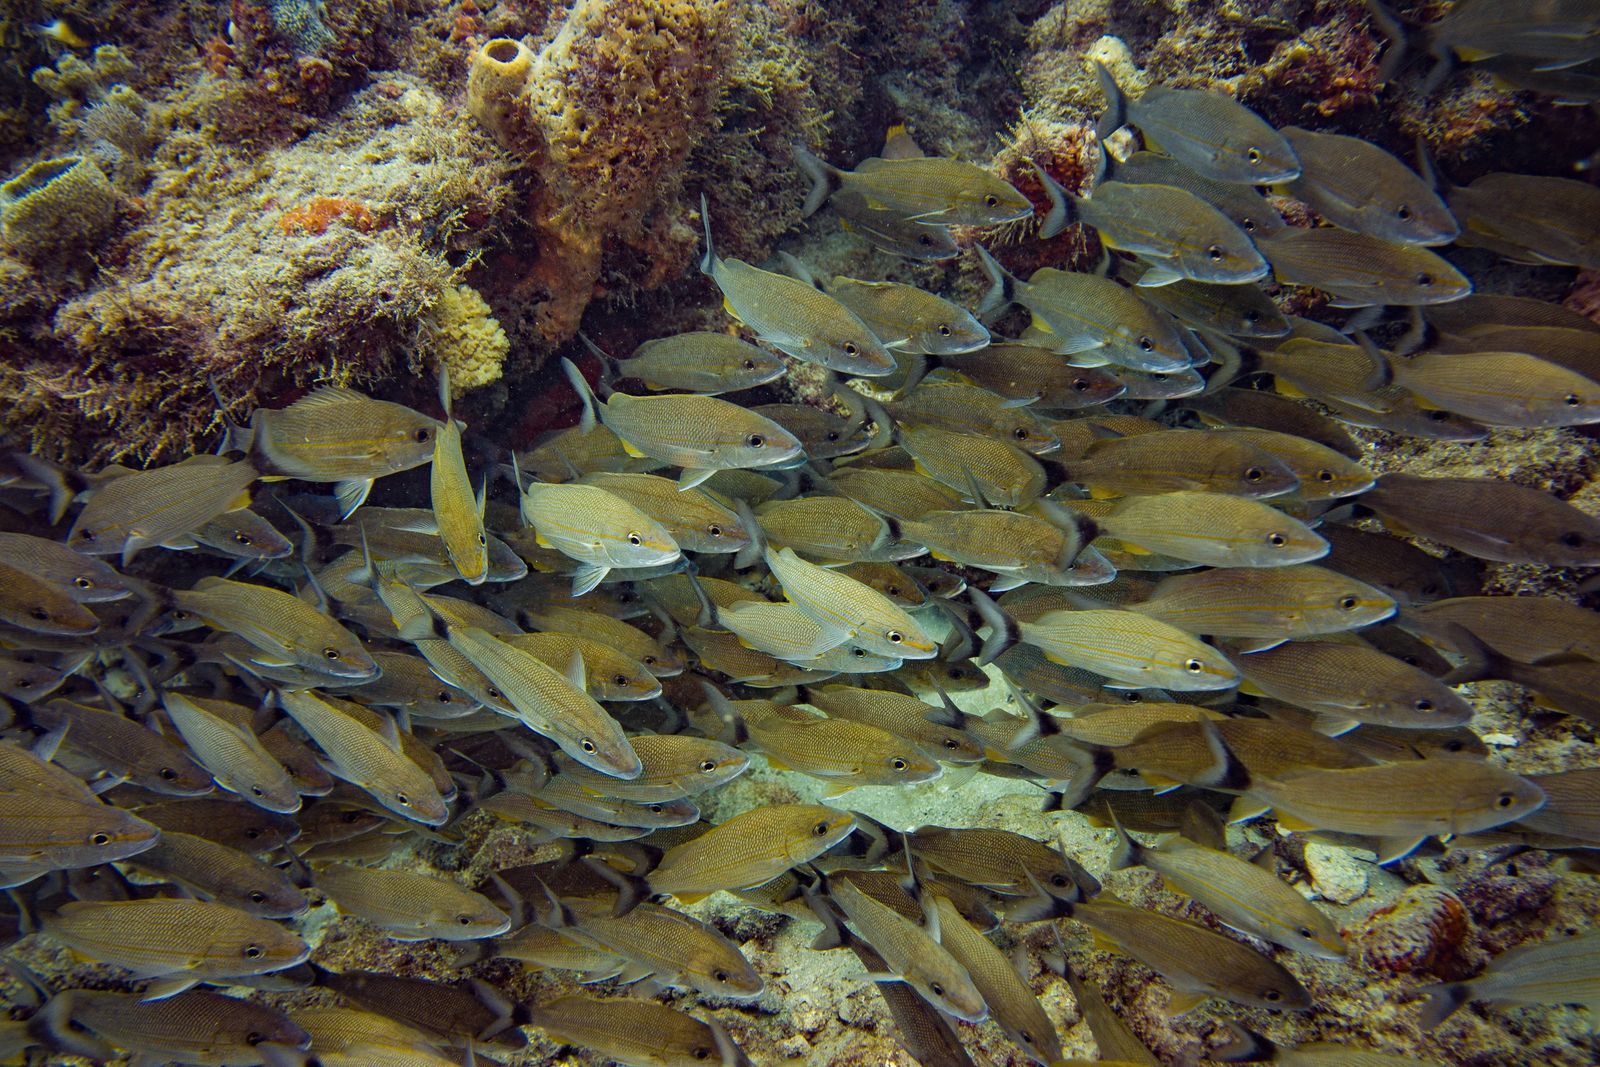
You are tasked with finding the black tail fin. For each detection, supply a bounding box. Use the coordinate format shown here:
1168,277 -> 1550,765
967,586 -> 1019,665
1028,161 -> 1076,239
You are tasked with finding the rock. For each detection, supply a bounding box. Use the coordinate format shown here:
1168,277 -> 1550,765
1304,839 -> 1371,904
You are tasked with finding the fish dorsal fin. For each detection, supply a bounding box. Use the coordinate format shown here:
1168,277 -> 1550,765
880,124 -> 926,160
291,386 -> 366,411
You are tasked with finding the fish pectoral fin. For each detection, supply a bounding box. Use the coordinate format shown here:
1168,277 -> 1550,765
1088,930 -> 1122,954
672,892 -> 711,906
138,976 -> 198,1002
1134,264 -> 1185,287
822,782 -> 859,799
570,564 -> 609,598
1053,335 -> 1107,355
1376,835 -> 1428,865
1274,812 -> 1317,833
678,468 -> 716,490
1163,988 -> 1209,1017
1227,796 -> 1273,824
334,479 -> 375,520
619,438 -> 648,459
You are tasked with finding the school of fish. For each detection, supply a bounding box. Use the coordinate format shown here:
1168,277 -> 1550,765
2,3 -> 1600,1063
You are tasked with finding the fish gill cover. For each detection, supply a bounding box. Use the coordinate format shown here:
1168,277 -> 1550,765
0,0 -> 1598,1065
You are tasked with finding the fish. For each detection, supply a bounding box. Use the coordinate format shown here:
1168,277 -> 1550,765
886,381 -> 1060,455
313,862 -> 511,941
1109,150 -> 1287,238
749,402 -> 871,460
829,468 -> 970,522
238,386 -> 441,515
1247,759 -> 1545,857
1050,427 -> 1300,499
1253,335 -> 1394,410
897,423 -> 1048,508
1448,172 -> 1600,269
1319,523 -> 1480,605
1127,565 -> 1397,640
974,250 -> 1191,371
1359,473 -> 1600,567
973,588 -> 1242,691
29,699 -> 213,796
1431,323 -> 1600,383
812,871 -> 988,1023
1185,388 -> 1362,458
766,546 -> 937,658
1035,175 -> 1269,287
754,496 -> 923,563
723,695 -> 942,791
1278,127 -> 1458,245
125,830 -> 307,918
928,892 -> 1062,1063
525,994 -> 751,1067
520,480 -> 681,596
1107,817 -> 1347,959
0,532 -> 133,602
901,505 -> 1104,588
170,576 -> 378,681
1208,428 -> 1375,501
276,688 -> 450,825
305,966 -> 528,1052
796,264 -> 990,355
1021,892 -> 1312,1014
800,685 -> 984,763
551,894 -> 764,1000
564,357 -> 805,489
1084,491 -> 1328,567
519,605 -> 683,676
699,198 -> 894,375
1425,292 -> 1600,336
1404,595 -> 1600,664
1136,278 -> 1291,338
159,691 -> 303,813
0,787 -> 161,885
1096,62 -> 1301,184
578,472 -> 750,555
437,621 -> 641,778
793,142 -> 1033,226
282,1004 -> 459,1065
505,632 -> 661,703
1418,931 -> 1600,1030
0,558 -> 100,637
610,331 -> 788,393
553,734 -> 749,802
835,191 -> 962,260
1259,228 -> 1472,307
1061,969 -> 1159,1065
604,803 -> 856,910
0,654 -> 75,703
41,898 -> 310,995
63,455 -> 259,566
33,988 -> 311,1065
1230,639 -> 1474,729
1388,350 -> 1600,427
917,343 -> 1129,409
429,378 -> 488,586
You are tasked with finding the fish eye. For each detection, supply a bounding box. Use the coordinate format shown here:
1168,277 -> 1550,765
1415,272 -> 1434,286
1244,310 -> 1261,323
1396,205 -> 1412,221
243,944 -> 265,959
246,1032 -> 266,1046
851,647 -> 868,658
813,820 -> 831,836
742,359 -> 756,370
1560,532 -> 1585,548
1072,377 -> 1091,391
1185,658 -> 1204,673
1242,217 -> 1257,233
436,690 -> 455,703
1565,393 -> 1581,406
707,524 -> 723,537
1138,336 -> 1154,351
944,738 -> 960,750
1247,147 -> 1262,164
887,630 -> 904,644
1244,467 -> 1264,482
843,342 -> 859,357
1445,740 -> 1464,752
938,324 -> 952,336
1019,1029 -> 1035,1045
1338,596 -> 1358,610
488,687 -> 505,699
930,981 -> 947,996
892,757 -> 909,771
886,585 -> 901,596
1207,245 -> 1224,261
249,891 -> 267,904
627,532 -> 642,546
1049,873 -> 1069,888
1497,792 -> 1516,808
826,431 -> 840,441
1297,926 -> 1314,938
233,531 -> 254,545
250,786 -> 265,797
77,528 -> 95,542
89,831 -> 110,845
747,434 -> 766,448
396,792 -> 411,807
700,760 -> 717,772
476,533 -> 487,546
1267,532 -> 1286,547
414,428 -> 431,442
643,656 -> 657,666
28,606 -> 50,621
581,738 -> 597,753
1316,469 -> 1335,482
691,1049 -> 711,1061
159,767 -> 178,781
649,804 -> 666,814
917,233 -> 933,246
73,576 -> 93,589
323,647 -> 342,660
457,914 -> 474,925
1014,427 -> 1029,440
1414,699 -> 1435,713
713,969 -> 730,982
983,195 -> 999,206
1264,989 -> 1282,1002
613,674 -> 629,686
947,667 -> 964,679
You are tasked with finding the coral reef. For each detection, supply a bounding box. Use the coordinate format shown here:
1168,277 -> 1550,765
0,155 -> 117,261
1356,884 -> 1483,981
426,281 -> 510,398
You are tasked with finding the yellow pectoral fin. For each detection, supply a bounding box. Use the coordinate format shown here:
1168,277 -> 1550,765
619,439 -> 648,459
1273,380 -> 1308,399
1275,812 -> 1316,833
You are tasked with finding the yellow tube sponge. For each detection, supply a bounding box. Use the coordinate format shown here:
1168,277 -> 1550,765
0,156 -> 117,261
467,38 -> 536,154
427,283 -> 508,398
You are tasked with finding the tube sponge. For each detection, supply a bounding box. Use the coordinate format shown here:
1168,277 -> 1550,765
428,283 -> 509,398
467,39 -> 536,154
0,156 -> 117,261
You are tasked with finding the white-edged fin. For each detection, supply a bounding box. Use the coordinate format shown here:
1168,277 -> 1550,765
138,976 -> 198,1002
678,468 -> 715,491
334,478 -> 374,520
571,563 -> 609,597
561,649 -> 587,691
1376,835 -> 1427,865
1135,264 -> 1185,287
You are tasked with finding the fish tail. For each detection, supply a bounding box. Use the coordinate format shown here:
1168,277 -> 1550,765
968,586 -> 1018,665
973,244 -> 1018,319
1093,60 -> 1126,135
1028,161 -> 1075,240
579,855 -> 650,918
1362,0 -> 1413,86
8,452 -> 79,526
776,250 -> 821,290
792,143 -> 840,218
560,356 -> 600,433
1210,1024 -> 1280,1062
697,192 -> 717,276
1416,980 -> 1473,1030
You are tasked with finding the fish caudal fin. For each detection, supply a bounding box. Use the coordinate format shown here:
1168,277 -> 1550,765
967,586 -> 1019,665
698,192 -> 718,277
793,143 -> 841,218
973,244 -> 1018,320
1416,980 -> 1474,1031
1029,161 -> 1075,240
559,356 -> 600,434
